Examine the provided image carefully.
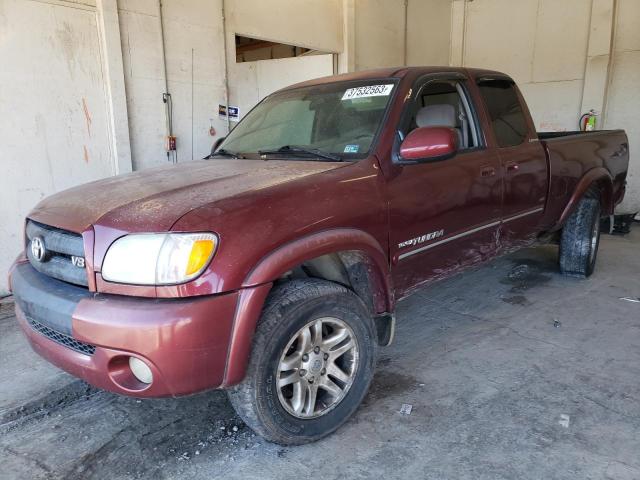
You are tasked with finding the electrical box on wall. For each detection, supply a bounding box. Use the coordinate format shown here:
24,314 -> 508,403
166,135 -> 176,151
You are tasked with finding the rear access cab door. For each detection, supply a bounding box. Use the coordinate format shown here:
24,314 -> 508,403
475,76 -> 549,246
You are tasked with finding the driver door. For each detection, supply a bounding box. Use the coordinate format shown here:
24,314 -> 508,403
387,76 -> 503,297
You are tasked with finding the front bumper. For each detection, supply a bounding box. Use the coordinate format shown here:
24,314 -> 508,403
11,262 -> 239,397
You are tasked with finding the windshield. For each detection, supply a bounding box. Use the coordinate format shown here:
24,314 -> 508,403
219,80 -> 397,159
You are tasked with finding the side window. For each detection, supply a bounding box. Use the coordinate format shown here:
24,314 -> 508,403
477,80 -> 528,148
405,80 -> 480,150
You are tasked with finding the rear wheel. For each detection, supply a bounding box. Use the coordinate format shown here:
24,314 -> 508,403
559,195 -> 601,277
227,279 -> 377,445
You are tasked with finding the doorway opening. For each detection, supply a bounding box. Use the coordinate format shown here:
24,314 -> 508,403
235,35 -> 329,63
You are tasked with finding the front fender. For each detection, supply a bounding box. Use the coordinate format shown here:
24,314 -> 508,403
243,228 -> 391,304
222,228 -> 392,387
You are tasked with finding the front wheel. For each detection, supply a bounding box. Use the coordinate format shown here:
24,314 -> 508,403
227,279 -> 377,445
559,195 -> 601,277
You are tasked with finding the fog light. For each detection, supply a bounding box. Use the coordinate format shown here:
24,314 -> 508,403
129,357 -> 153,384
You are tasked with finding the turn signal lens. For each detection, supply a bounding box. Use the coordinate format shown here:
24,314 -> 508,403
186,239 -> 216,276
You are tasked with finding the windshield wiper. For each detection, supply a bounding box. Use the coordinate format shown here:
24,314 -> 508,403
211,148 -> 243,159
258,145 -> 342,162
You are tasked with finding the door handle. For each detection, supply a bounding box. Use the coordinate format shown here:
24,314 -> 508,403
481,167 -> 496,177
506,162 -> 519,172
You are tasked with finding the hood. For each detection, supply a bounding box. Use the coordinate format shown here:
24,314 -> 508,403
29,159 -> 345,233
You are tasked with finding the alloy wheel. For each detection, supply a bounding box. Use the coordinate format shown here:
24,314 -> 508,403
276,317 -> 359,419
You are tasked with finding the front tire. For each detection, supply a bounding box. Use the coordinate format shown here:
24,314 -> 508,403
227,279 -> 377,445
559,194 -> 601,277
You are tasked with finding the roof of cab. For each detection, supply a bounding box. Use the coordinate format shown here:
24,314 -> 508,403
280,66 -> 511,92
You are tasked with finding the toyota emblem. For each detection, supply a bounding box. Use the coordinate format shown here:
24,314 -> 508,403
31,236 -> 46,262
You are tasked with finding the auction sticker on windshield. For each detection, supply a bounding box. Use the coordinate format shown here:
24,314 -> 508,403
342,84 -> 394,101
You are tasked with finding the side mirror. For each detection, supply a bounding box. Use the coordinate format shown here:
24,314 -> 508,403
398,127 -> 458,163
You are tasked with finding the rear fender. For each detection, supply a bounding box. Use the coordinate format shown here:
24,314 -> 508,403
557,168 -> 613,228
222,228 -> 392,386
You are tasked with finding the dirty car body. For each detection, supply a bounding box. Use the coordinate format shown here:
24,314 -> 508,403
8,67 -> 629,441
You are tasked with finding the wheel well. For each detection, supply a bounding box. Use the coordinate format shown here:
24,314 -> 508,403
590,178 -> 612,213
557,176 -> 612,231
275,252 -> 394,346
276,251 -> 383,314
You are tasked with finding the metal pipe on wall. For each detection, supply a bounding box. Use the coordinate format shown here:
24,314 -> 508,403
403,0 -> 408,66
221,0 -> 231,134
157,0 -> 176,163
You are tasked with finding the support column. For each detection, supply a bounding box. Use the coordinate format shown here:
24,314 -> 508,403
338,0 -> 356,73
580,0 -> 615,124
96,0 -> 133,174
449,0 -> 466,67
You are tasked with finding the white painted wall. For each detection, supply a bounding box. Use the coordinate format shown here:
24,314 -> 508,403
604,0 -> 640,212
406,0 -> 452,67
458,0 -> 592,132
0,0 -> 123,295
224,0 -> 341,123
224,0 -> 343,54
354,0 -> 405,70
228,55 -> 335,125
449,0 -> 640,213
353,0 -> 452,71
118,0 -> 228,170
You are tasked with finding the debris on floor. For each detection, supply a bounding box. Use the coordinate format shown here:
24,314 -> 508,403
600,214 -> 638,235
553,319 -> 562,328
399,403 -> 413,415
619,297 -> 640,303
558,414 -> 570,428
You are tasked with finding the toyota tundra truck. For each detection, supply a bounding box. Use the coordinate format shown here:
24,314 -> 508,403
8,67 -> 629,445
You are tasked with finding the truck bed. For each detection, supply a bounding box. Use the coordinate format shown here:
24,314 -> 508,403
538,129 -> 629,227
538,130 -> 620,140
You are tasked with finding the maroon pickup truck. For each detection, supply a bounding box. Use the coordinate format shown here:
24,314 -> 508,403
9,67 -> 629,445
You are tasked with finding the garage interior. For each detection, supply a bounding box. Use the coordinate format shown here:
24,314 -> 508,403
1,0 -> 639,478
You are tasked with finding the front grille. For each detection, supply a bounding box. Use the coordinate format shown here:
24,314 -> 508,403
27,316 -> 96,356
25,220 -> 88,287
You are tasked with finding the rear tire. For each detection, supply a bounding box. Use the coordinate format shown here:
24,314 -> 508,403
227,278 -> 377,445
559,195 -> 601,277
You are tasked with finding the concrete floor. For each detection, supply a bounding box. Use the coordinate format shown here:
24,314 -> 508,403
1,230 -> 639,480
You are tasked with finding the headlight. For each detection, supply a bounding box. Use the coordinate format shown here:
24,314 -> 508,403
101,233 -> 217,285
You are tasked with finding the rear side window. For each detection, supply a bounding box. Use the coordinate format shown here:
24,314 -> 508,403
478,80 -> 528,148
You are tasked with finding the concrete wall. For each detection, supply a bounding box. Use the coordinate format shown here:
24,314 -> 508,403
223,0 -> 341,123
118,0 -> 228,170
406,0 -> 452,67
353,0 -> 451,71
454,0 -> 592,131
228,54 -> 335,125
449,0 -> 640,212
604,0 -> 640,212
0,0 -> 130,296
353,0 -> 405,70
225,0 -> 343,54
